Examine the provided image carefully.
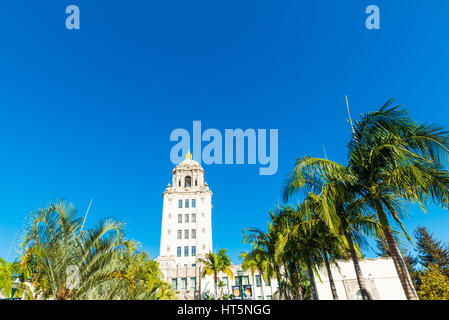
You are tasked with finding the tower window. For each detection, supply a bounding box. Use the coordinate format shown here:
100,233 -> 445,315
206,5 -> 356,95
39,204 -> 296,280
184,246 -> 189,256
184,229 -> 189,239
177,247 -> 181,257
167,246 -> 170,252
168,229 -> 171,235
185,176 -> 191,187
192,246 -> 196,256
190,277 -> 196,290
185,199 -> 189,208
195,180 -> 198,186
192,199 -> 196,208
178,200 -> 182,208
185,214 -> 189,223
179,180 -> 181,187
192,214 -> 196,223
177,230 -> 182,240
172,278 -> 178,290
192,229 -> 196,239
178,214 -> 182,223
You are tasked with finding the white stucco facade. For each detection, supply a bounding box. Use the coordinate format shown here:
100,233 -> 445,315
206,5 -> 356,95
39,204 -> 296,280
315,257 -> 407,300
157,154 -> 279,300
158,153 -> 213,268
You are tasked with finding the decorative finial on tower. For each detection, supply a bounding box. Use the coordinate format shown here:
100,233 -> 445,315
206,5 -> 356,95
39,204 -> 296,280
186,151 -> 192,160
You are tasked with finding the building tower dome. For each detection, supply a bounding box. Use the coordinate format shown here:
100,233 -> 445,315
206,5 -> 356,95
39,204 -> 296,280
159,152 -> 213,268
171,151 -> 206,190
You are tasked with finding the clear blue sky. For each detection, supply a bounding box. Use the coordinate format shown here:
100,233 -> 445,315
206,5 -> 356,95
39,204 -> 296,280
0,1 -> 449,263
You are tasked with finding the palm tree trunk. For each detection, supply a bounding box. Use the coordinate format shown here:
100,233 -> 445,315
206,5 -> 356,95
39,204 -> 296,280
251,273 -> 256,300
259,270 -> 265,299
306,260 -> 318,300
275,266 -> 284,300
296,280 -> 303,300
375,200 -> 419,300
293,267 -> 303,300
214,272 -> 217,299
323,251 -> 338,300
344,229 -> 372,300
284,263 -> 292,300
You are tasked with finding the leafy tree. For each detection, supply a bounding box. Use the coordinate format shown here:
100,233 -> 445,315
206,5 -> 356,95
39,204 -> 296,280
418,264 -> 449,300
415,226 -> 449,277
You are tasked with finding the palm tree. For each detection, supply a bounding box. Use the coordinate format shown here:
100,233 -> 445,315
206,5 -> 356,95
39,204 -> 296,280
345,100 -> 449,300
20,199 -> 174,300
284,100 -> 449,300
314,220 -> 348,300
197,249 -> 234,299
272,204 -> 324,300
217,279 -> 226,300
242,221 -> 286,300
283,156 -> 382,300
240,249 -> 272,299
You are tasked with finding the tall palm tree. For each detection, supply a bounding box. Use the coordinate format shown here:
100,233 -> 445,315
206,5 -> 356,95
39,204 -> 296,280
283,156 -> 383,300
346,100 -> 449,300
284,100 -> 449,300
273,204 -> 324,300
197,249 -> 234,299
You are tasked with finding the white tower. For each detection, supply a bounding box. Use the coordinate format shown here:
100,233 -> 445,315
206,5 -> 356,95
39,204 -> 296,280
158,152 -> 213,267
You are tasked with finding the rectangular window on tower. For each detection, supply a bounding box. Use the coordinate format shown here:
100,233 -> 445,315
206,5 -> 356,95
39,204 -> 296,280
172,278 -> 178,290
184,229 -> 189,239
184,246 -> 189,256
185,214 -> 189,223
181,278 -> 187,290
192,213 -> 196,223
192,229 -> 196,239
192,199 -> 196,208
185,199 -> 189,208
178,214 -> 182,223
177,230 -> 182,240
177,247 -> 181,257
178,200 -> 182,208
191,246 -> 196,256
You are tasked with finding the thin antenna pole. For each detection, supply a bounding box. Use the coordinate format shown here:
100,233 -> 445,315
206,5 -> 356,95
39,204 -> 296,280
346,95 -> 357,141
346,95 -> 362,157
80,199 -> 93,233
322,144 -> 328,160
